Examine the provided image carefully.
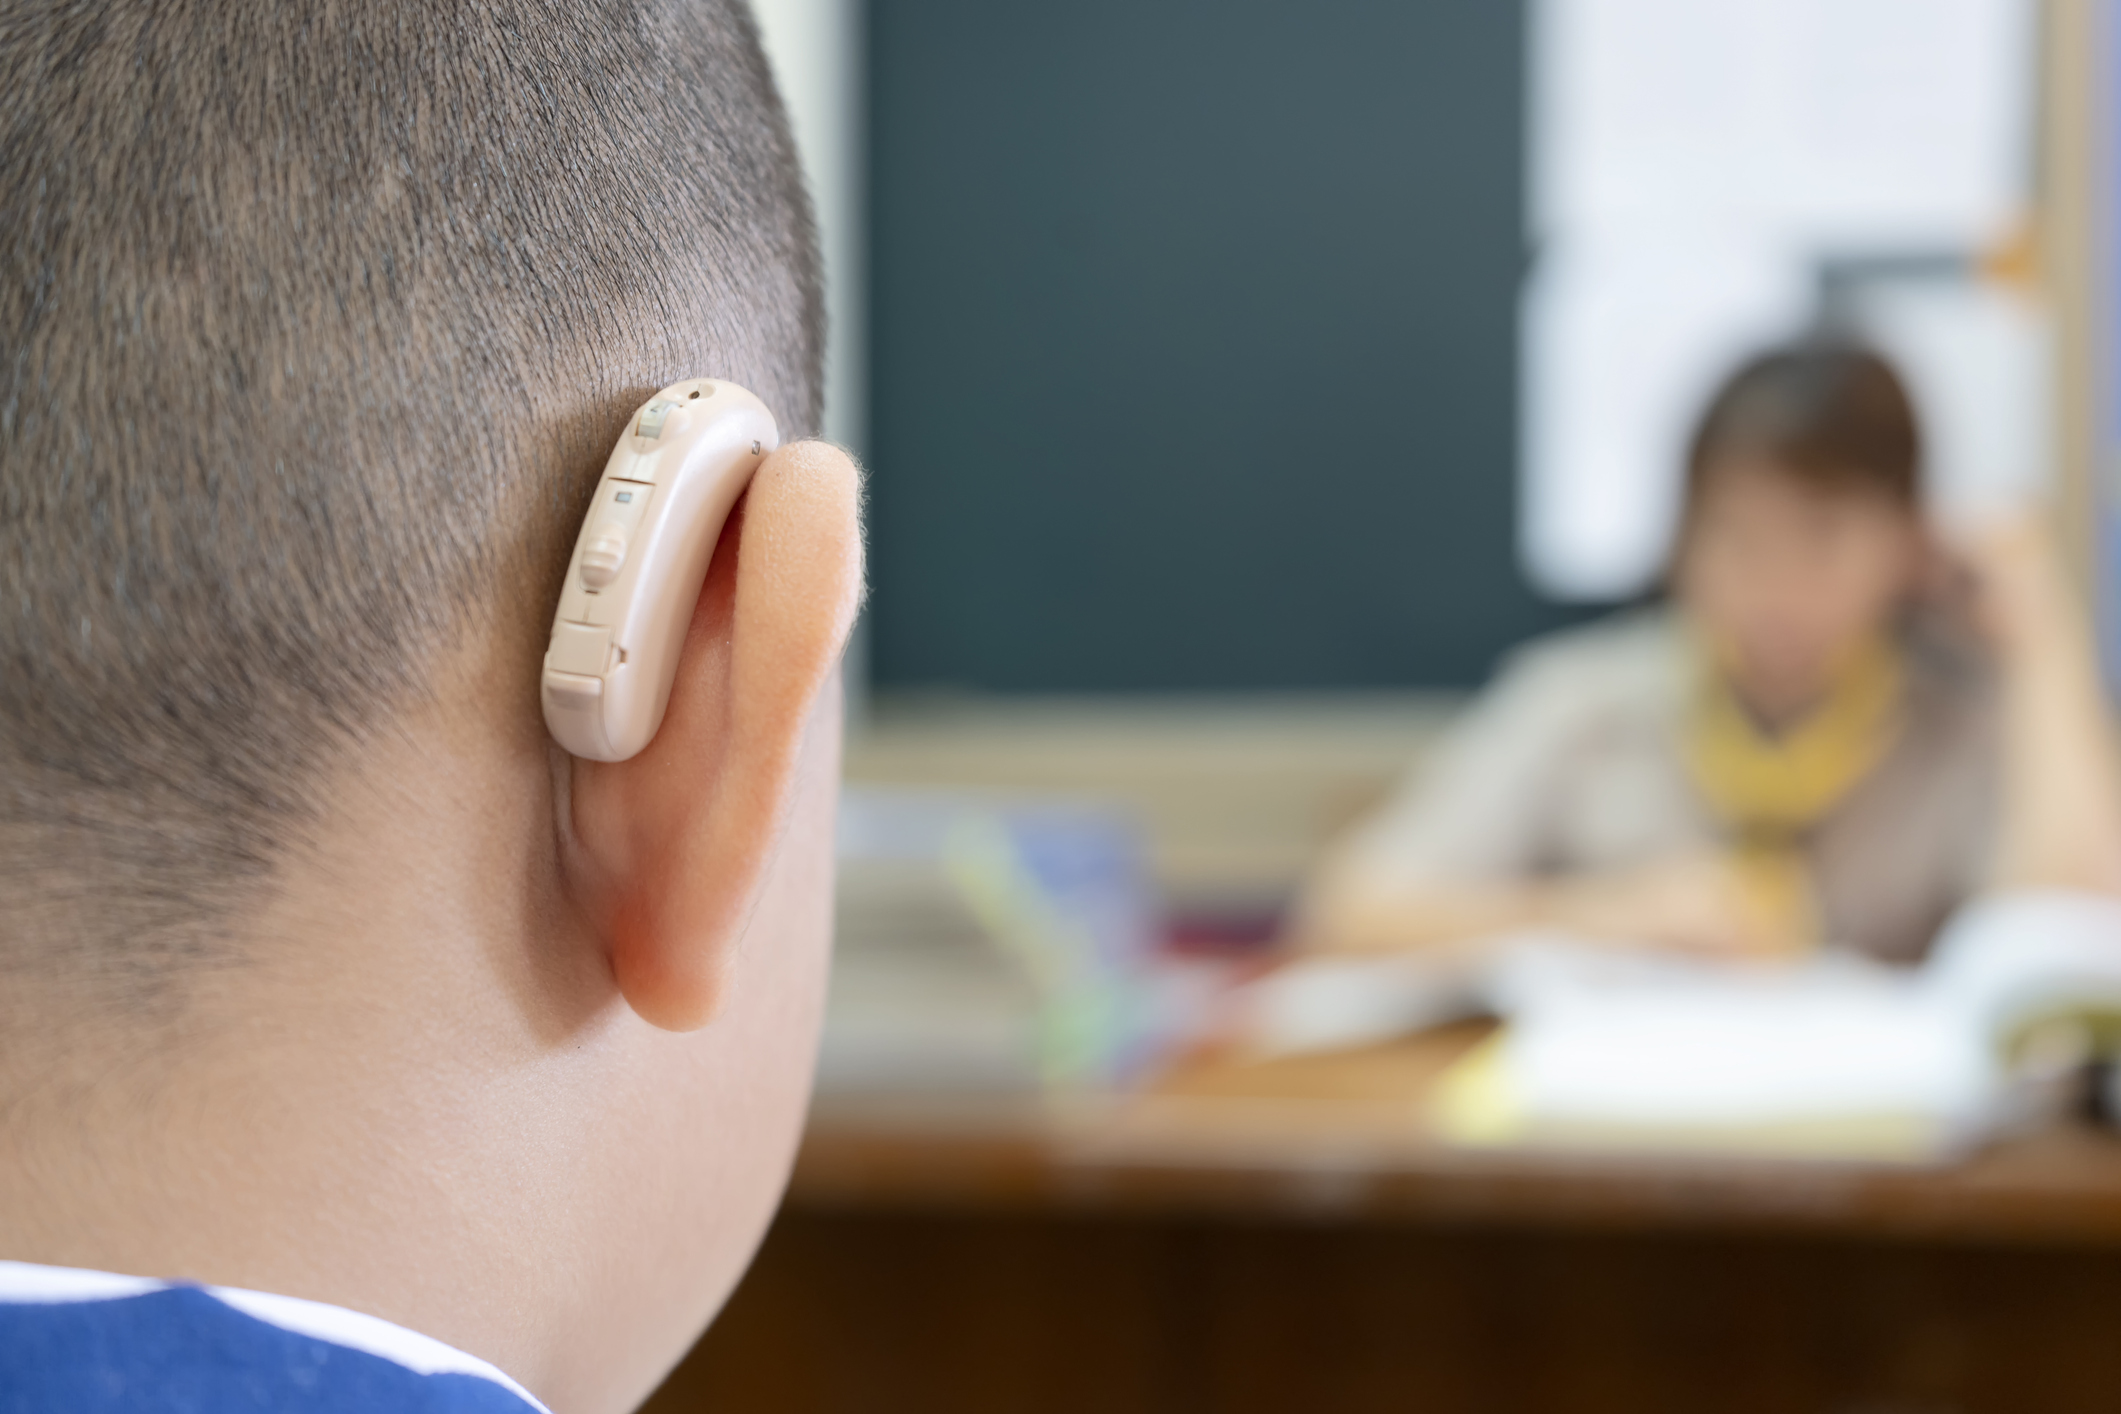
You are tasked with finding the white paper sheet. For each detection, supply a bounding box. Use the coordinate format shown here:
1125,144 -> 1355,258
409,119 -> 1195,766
1531,0 -> 2033,250
1520,234 -> 1813,599
1848,278 -> 2054,530
1488,945 -> 1987,1127
1521,0 -> 2039,602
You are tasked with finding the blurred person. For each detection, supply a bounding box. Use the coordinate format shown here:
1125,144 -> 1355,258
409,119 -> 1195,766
1300,343 -> 2121,966
0,5 -> 863,1414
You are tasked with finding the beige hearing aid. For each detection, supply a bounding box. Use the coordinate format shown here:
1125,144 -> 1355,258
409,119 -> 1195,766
542,378 -> 778,761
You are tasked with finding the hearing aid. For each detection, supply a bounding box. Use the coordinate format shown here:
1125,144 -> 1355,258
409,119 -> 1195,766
542,378 -> 778,761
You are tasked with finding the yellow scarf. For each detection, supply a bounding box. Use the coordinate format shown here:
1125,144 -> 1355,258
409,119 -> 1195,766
1682,636 -> 1905,950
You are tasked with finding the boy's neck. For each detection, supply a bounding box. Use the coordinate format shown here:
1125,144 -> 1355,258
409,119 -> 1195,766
0,695 -> 591,1397
0,665 -> 839,1414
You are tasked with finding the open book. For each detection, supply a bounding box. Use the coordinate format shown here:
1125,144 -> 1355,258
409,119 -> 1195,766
1246,891 -> 2121,1162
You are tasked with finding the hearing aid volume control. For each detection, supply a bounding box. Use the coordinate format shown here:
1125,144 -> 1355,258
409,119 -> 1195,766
557,482 -> 658,612
541,379 -> 778,762
580,530 -> 626,587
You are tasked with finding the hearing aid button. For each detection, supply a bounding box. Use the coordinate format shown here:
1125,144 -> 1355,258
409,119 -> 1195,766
548,621 -> 614,677
543,669 -> 603,710
637,401 -> 676,439
580,528 -> 627,588
635,401 -> 693,445
578,481 -> 654,592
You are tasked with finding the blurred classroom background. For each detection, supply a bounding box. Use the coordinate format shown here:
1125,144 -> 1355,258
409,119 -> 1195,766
646,2 -> 2121,1411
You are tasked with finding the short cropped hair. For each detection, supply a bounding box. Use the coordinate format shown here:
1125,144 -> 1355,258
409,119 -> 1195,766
1685,345 -> 1922,513
0,2 -> 822,988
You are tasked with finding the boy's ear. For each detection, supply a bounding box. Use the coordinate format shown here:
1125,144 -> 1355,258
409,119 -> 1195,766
560,440 -> 864,1031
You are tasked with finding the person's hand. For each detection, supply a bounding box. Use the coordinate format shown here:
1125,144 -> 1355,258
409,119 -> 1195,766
1542,853 -> 1804,961
1933,514 -> 2078,659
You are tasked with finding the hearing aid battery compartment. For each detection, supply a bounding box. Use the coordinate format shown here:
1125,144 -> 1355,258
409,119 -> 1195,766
541,670 -> 602,710
547,621 -> 615,677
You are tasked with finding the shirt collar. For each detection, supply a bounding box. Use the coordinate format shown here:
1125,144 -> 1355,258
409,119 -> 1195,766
0,1259 -> 550,1413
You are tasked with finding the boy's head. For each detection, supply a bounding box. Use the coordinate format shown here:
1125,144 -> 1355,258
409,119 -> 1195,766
1673,345 -> 1925,712
1,5 -> 862,1411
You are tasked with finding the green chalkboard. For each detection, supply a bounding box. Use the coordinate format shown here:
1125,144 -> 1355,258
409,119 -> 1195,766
866,0 -> 1585,691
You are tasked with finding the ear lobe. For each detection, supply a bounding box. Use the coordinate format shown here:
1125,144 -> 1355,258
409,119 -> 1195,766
562,440 -> 865,1031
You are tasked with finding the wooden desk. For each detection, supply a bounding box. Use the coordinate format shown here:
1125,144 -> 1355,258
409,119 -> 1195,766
645,1025 -> 2121,1414
790,1022 -> 2121,1246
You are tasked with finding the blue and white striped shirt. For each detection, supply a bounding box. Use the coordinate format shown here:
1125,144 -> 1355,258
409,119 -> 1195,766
0,1262 -> 546,1413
